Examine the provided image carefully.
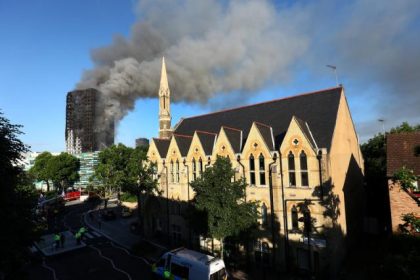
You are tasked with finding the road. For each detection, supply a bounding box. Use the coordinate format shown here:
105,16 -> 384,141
24,202 -> 152,280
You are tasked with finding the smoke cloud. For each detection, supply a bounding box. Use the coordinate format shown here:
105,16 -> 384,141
77,0 -> 420,142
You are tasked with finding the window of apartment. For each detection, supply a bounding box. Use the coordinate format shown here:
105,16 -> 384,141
249,154 -> 256,185
261,203 -> 268,226
192,158 -> 196,180
291,205 -> 298,230
288,151 -> 296,187
175,160 -> 180,183
170,160 -> 174,183
259,153 -> 266,186
300,151 -> 309,187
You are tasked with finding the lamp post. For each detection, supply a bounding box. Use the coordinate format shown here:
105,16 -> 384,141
326,65 -> 339,86
378,119 -> 386,139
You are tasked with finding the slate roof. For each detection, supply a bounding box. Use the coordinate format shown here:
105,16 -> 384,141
153,138 -> 170,158
254,122 -> 275,151
173,134 -> 193,157
174,87 -> 343,150
387,132 -> 420,177
222,126 -> 243,153
196,131 -> 217,155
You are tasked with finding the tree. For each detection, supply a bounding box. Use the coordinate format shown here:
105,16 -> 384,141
125,146 -> 159,220
91,144 -> 132,197
48,152 -> 80,192
190,156 -> 258,259
0,111 -> 39,277
29,151 -> 53,191
393,167 -> 418,191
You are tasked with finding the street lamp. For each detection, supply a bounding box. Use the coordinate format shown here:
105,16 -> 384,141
326,65 -> 339,86
378,119 -> 386,139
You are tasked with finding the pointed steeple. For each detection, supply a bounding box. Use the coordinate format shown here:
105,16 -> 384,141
158,57 -> 172,139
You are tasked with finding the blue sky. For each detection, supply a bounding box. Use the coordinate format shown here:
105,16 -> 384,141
1,0 -> 419,152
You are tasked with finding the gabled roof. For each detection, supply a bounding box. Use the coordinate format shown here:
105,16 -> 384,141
153,138 -> 171,158
294,117 -> 317,150
196,131 -> 217,155
174,87 -> 342,150
173,134 -> 193,157
222,126 -> 242,154
254,122 -> 275,151
387,132 -> 420,177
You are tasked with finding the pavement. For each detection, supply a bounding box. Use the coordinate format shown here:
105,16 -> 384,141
34,231 -> 85,256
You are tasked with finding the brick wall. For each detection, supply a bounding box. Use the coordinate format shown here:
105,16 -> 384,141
388,180 -> 419,232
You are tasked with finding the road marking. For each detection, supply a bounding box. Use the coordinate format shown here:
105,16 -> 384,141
89,245 -> 132,280
91,231 -> 101,237
42,258 -> 58,280
110,242 -> 151,265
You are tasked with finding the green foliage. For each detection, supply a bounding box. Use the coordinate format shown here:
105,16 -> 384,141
190,156 -> 258,242
48,152 -> 80,191
0,111 -> 39,276
389,122 -> 420,133
393,166 -> 418,191
29,151 -> 53,190
120,192 -> 138,203
401,213 -> 420,232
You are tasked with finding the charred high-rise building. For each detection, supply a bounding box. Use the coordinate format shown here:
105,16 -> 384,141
65,88 -> 114,153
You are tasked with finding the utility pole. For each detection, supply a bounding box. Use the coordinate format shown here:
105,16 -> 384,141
378,119 -> 386,139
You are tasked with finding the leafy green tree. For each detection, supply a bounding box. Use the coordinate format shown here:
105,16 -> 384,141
29,151 -> 53,191
190,156 -> 258,259
125,146 -> 159,220
91,144 -> 132,197
0,112 -> 39,277
48,152 -> 80,191
393,167 -> 418,191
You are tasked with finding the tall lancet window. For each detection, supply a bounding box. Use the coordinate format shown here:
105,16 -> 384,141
261,203 -> 268,226
249,154 -> 256,185
291,205 -> 299,230
288,151 -> 296,187
259,153 -> 266,186
192,158 -> 196,180
175,160 -> 180,183
300,151 -> 309,187
199,158 -> 203,175
170,160 -> 174,183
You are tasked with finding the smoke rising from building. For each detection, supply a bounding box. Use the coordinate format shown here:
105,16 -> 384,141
77,0 -> 420,141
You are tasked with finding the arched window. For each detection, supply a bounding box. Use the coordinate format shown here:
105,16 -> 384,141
175,160 -> 180,183
249,154 -> 256,185
259,153 -> 266,185
199,157 -> 203,176
288,151 -> 296,187
291,205 -> 298,230
170,160 -> 174,183
192,158 -> 196,180
261,203 -> 268,226
300,151 -> 309,187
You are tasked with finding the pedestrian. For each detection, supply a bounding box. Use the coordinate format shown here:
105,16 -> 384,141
79,226 -> 87,238
54,233 -> 60,249
60,232 -> 65,248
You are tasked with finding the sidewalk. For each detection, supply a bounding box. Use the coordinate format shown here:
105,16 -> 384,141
35,231 -> 85,256
84,205 -> 167,262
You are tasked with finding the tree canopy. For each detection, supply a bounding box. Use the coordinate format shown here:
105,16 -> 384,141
190,156 -> 258,257
0,111 -> 39,277
29,151 -> 53,191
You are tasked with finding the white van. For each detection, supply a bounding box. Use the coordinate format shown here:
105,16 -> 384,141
152,248 -> 227,280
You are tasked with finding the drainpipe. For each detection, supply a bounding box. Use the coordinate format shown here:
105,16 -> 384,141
237,155 -> 246,202
316,150 -> 324,201
268,152 -> 278,266
183,158 -> 192,247
162,160 -> 170,245
279,152 -> 289,268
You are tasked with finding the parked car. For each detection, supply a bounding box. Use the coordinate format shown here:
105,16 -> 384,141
100,209 -> 116,221
121,206 -> 133,218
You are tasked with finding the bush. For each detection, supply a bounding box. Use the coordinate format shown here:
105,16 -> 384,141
120,192 -> 137,202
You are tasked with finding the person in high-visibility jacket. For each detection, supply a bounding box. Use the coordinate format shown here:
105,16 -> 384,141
75,232 -> 81,245
54,233 -> 60,249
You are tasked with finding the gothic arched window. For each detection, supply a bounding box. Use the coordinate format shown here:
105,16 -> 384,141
249,154 -> 256,185
192,158 -> 196,180
288,151 -> 296,187
261,203 -> 268,226
291,205 -> 298,230
300,151 -> 309,187
175,160 -> 180,183
170,160 -> 174,183
199,157 -> 203,175
259,153 -> 266,185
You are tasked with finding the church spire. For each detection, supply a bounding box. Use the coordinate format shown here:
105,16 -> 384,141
158,57 -> 172,139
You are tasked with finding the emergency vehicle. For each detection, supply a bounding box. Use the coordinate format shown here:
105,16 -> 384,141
152,248 -> 227,280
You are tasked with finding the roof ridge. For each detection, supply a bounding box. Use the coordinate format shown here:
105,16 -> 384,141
173,133 -> 193,138
183,86 -> 342,120
153,137 -> 170,141
196,130 -> 218,136
222,125 -> 242,132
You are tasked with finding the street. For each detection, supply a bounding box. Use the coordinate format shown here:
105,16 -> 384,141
24,201 -> 152,280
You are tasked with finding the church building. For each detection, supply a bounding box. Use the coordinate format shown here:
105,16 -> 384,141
146,58 -> 365,276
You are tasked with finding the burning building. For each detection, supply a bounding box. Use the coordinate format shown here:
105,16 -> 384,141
65,88 -> 114,153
